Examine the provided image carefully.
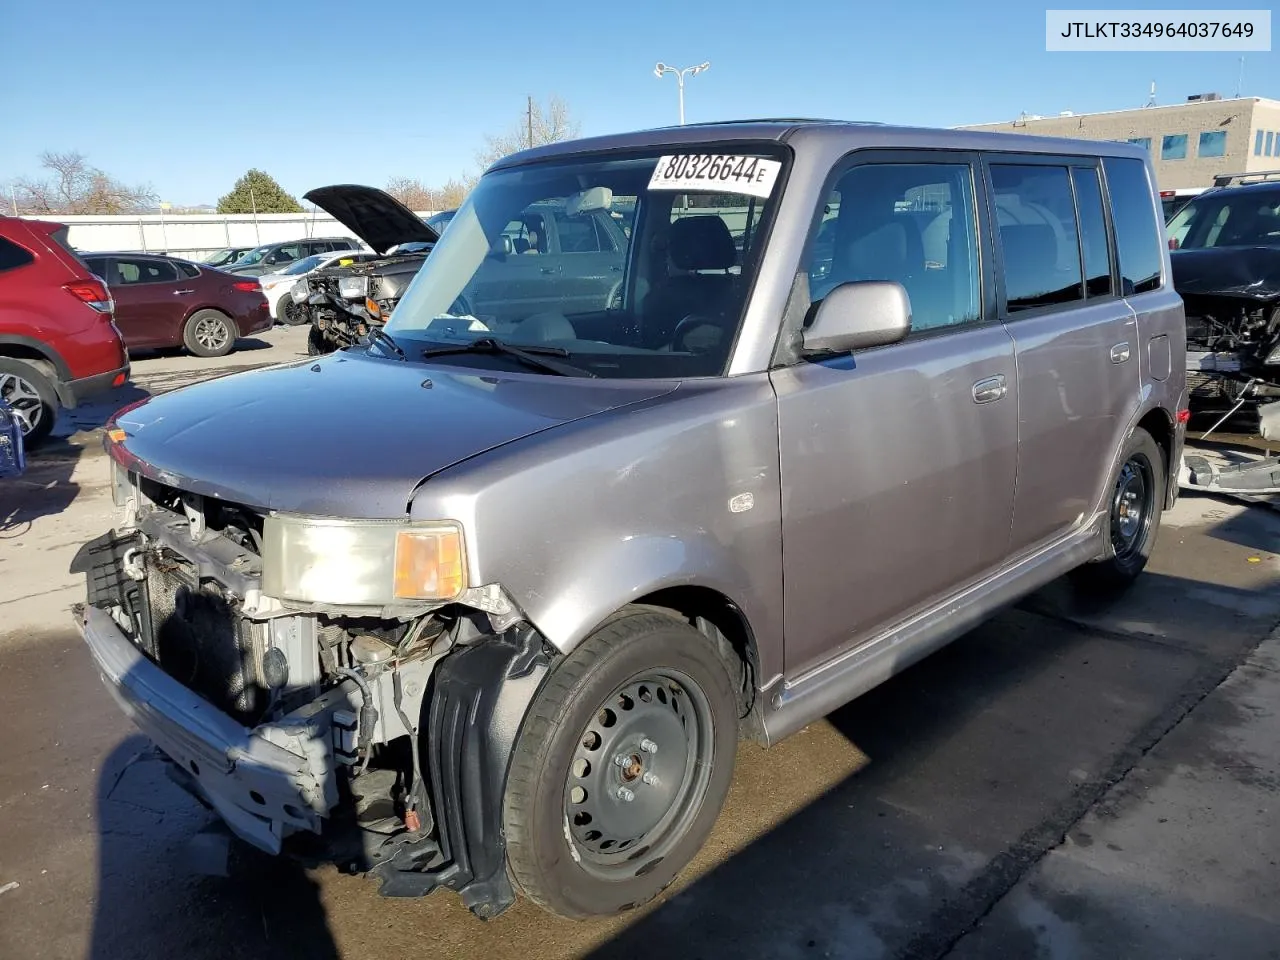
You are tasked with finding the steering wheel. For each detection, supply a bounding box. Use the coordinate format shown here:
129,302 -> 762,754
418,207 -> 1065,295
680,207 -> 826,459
671,314 -> 720,354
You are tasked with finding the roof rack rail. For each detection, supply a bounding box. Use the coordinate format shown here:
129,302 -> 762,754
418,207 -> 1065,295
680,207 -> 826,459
1211,169 -> 1280,187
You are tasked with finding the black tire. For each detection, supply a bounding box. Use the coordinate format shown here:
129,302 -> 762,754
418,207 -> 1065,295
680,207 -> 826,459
1072,426 -> 1165,593
306,325 -> 330,356
276,295 -> 300,326
0,357 -> 58,447
182,309 -> 237,358
503,610 -> 739,919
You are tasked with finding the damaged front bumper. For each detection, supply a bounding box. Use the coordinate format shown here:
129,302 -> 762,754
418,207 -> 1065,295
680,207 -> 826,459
74,602 -> 344,855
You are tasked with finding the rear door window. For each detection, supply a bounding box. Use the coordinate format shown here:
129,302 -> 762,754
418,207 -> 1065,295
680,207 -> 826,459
989,163 -> 1084,313
1101,157 -> 1164,294
0,237 -> 36,272
116,258 -> 178,284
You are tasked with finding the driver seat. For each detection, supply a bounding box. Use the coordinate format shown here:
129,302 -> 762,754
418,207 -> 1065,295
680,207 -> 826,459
642,215 -> 738,348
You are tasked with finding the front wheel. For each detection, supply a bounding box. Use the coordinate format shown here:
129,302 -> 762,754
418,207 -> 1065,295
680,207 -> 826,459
1072,426 -> 1164,593
503,611 -> 739,919
276,295 -> 303,326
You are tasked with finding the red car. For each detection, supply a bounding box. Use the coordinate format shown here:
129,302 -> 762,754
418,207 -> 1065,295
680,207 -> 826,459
0,216 -> 130,445
80,252 -> 271,358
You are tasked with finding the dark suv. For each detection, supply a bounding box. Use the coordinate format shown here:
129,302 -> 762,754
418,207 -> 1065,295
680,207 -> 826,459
0,215 -> 129,444
1165,181 -> 1280,408
224,237 -> 363,277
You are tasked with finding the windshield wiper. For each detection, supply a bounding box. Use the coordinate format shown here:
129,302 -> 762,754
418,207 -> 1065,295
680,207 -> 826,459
421,337 -> 596,378
366,326 -> 406,361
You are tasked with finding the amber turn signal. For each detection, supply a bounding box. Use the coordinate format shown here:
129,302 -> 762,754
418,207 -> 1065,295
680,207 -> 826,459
393,527 -> 466,600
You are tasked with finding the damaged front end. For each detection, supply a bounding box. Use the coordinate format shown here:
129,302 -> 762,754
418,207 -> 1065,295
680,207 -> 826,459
71,455 -> 550,918
297,256 -> 427,355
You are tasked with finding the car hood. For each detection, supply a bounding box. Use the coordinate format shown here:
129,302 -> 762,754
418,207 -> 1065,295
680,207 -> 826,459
1170,246 -> 1280,301
303,184 -> 438,255
105,350 -> 679,518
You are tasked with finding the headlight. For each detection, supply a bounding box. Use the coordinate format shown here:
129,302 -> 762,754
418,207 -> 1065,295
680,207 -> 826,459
291,279 -> 309,303
338,275 -> 369,300
262,515 -> 466,605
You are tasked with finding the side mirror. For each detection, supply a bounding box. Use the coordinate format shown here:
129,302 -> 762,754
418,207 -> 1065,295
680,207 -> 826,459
488,235 -> 513,258
802,281 -> 911,354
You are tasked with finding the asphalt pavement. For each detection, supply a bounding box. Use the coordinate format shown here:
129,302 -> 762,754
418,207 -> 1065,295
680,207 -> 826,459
1,331 -> 1278,959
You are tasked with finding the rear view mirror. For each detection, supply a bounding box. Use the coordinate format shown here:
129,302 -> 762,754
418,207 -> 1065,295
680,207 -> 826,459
565,186 -> 613,217
802,281 -> 911,354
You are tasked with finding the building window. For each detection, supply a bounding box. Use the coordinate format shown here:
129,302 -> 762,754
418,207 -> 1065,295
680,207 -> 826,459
1126,137 -> 1152,151
1257,130 -> 1266,155
1268,132 -> 1276,156
1199,131 -> 1227,158
1161,134 -> 1188,160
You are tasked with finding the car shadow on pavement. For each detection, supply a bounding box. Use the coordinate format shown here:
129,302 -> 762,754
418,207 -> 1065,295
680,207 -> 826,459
89,735 -> 341,960
0,443 -> 83,534
584,570 -> 1280,960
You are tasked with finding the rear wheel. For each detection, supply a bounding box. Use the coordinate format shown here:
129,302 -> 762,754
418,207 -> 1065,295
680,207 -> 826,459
1072,427 -> 1164,592
503,611 -> 739,919
0,358 -> 58,447
183,309 -> 236,358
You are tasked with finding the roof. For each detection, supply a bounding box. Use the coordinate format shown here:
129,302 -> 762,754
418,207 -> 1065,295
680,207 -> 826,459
486,119 -> 1151,172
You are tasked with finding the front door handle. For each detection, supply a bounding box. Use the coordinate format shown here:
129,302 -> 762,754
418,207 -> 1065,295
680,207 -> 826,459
972,375 -> 1007,404
173,289 -> 194,295
1110,342 -> 1131,363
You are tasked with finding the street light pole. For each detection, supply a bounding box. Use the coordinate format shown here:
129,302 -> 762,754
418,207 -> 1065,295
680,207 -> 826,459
654,61 -> 710,125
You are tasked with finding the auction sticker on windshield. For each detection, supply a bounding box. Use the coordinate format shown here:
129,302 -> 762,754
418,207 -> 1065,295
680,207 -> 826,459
648,155 -> 781,198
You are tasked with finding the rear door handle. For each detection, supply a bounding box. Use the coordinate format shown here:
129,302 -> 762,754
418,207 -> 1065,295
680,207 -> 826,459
1110,342 -> 1131,363
972,375 -> 1007,404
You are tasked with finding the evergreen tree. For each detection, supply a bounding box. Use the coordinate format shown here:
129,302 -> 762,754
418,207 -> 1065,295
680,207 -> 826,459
216,169 -> 302,214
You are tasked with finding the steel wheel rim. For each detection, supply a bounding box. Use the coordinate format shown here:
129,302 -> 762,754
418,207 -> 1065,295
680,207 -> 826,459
564,669 -> 715,880
0,372 -> 44,436
1111,454 -> 1153,559
195,316 -> 230,351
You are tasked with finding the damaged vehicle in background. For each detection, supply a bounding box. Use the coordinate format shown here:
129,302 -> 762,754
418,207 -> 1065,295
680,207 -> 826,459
293,185 -> 442,355
1166,179 -> 1280,435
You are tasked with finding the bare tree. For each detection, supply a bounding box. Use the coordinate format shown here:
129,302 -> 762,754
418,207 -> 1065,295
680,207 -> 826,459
13,151 -> 156,215
385,175 -> 477,212
476,95 -> 581,168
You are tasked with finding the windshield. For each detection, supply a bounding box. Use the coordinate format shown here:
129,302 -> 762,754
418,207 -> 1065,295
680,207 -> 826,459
234,245 -> 270,266
282,254 -> 327,275
1167,189 -> 1280,249
386,147 -> 786,378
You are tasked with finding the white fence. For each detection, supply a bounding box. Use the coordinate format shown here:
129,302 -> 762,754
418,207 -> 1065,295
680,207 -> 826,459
20,211 -> 439,261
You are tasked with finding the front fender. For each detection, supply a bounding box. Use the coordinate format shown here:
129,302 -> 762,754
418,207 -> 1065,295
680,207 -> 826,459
525,534 -> 759,658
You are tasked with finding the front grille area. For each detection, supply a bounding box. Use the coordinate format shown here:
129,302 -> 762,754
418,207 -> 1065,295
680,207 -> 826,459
145,552 -> 267,726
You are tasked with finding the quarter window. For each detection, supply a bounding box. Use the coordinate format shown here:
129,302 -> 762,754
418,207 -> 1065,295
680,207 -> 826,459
1072,167 -> 1114,298
1161,134 -> 1188,160
806,161 -> 980,333
1199,131 -> 1227,158
0,237 -> 35,272
1102,157 -> 1163,294
990,164 -> 1084,312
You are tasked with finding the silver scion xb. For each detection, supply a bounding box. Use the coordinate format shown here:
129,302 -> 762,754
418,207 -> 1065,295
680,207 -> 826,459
72,120 -> 1187,920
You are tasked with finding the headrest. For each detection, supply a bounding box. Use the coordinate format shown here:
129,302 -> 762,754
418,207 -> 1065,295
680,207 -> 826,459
669,216 -> 737,271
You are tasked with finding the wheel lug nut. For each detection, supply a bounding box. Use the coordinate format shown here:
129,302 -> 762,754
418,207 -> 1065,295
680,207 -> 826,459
642,772 -> 659,785
616,787 -> 635,802
613,754 -> 627,767
641,738 -> 658,754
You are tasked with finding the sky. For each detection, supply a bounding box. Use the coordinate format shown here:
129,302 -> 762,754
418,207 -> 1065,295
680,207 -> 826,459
1,0 -> 1274,207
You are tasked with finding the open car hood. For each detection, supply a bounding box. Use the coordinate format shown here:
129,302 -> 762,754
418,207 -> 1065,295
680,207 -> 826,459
303,184 -> 439,255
